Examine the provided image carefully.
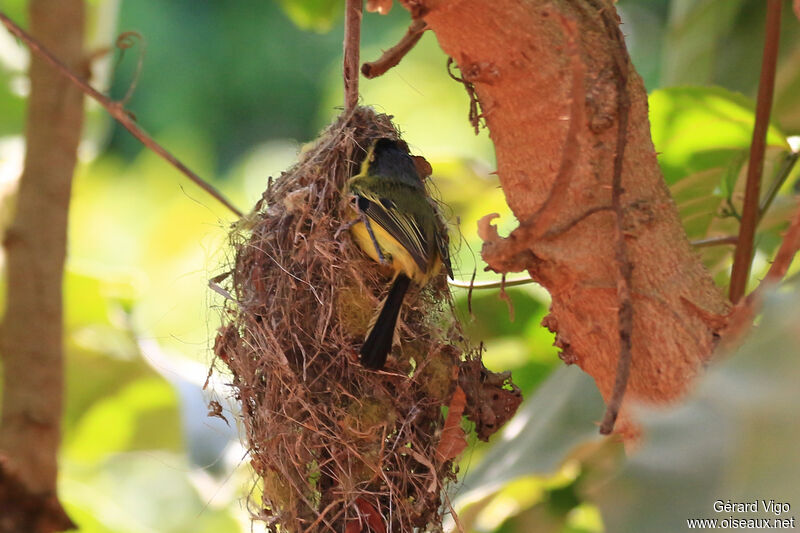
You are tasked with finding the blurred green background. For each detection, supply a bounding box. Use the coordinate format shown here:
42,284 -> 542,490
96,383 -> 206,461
0,0 -> 799,531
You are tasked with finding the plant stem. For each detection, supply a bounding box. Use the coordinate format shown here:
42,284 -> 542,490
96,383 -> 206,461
729,0 -> 782,303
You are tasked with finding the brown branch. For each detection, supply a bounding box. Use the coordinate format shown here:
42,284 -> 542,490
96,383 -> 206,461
343,0 -> 362,112
720,202 -> 800,352
361,19 -> 427,78
0,11 -> 244,219
478,7 -> 634,435
0,1 -> 83,530
728,0 -> 782,303
481,15 -> 585,272
598,8 -> 634,436
759,149 -> 799,221
409,0 -> 732,443
760,209 -> 800,286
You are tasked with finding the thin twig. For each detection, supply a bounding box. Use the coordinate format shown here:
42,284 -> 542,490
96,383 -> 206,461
720,202 -> 800,352
343,0 -> 362,113
446,58 -> 482,134
729,0 -> 782,303
466,268 -> 476,315
114,31 -> 145,106
759,149 -> 800,221
691,235 -> 738,248
758,205 -> 800,287
0,11 -> 244,218
742,202 -> 800,309
448,275 -> 536,289
361,19 -> 427,78
598,11 -> 634,436
498,274 -> 515,322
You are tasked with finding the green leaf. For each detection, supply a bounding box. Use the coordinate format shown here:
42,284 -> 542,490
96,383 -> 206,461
452,286 -> 559,394
275,0 -> 342,32
65,377 -> 181,463
64,267 -> 140,329
650,86 -> 788,185
661,0 -> 747,86
61,452 -> 240,533
589,288 -> 800,532
453,367 -> 606,508
669,146 -> 796,280
651,87 -> 795,284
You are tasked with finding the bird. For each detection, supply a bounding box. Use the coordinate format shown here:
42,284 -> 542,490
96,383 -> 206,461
347,138 -> 452,369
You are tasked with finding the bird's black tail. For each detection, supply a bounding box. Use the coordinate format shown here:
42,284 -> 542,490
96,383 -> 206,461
360,274 -> 411,369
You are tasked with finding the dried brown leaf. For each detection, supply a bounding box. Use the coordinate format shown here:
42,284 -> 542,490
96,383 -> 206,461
459,358 -> 523,441
436,386 -> 468,462
355,497 -> 387,532
366,0 -> 392,15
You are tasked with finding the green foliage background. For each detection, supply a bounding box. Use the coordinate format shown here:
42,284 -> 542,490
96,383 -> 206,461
0,0 -> 798,531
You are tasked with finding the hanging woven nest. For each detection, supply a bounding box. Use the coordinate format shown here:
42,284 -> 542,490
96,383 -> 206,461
213,107 -> 521,532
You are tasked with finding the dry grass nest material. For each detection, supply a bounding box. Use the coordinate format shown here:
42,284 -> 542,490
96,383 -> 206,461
213,107 -> 522,532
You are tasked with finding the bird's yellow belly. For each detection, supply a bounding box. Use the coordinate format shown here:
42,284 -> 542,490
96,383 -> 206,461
350,220 -> 439,285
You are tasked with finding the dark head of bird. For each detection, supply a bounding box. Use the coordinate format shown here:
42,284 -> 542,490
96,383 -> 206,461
367,138 -> 425,190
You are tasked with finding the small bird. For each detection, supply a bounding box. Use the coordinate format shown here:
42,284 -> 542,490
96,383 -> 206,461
347,138 -> 453,369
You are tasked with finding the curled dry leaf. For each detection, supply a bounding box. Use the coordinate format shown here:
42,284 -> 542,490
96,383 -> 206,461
477,212 -> 502,242
459,358 -> 523,441
436,386 -> 468,462
206,400 -> 229,426
366,0 -> 392,15
212,323 -> 239,363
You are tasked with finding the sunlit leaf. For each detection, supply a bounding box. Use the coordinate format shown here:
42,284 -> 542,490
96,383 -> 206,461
64,267 -> 141,329
275,0 -> 342,32
61,452 -> 240,533
653,87 -> 796,286
65,377 -> 181,462
649,86 -> 787,184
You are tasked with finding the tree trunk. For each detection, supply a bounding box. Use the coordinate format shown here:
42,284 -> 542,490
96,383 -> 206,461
0,0 -> 85,530
403,0 -> 731,438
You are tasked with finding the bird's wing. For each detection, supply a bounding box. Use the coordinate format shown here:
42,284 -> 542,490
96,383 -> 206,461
353,186 -> 430,273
